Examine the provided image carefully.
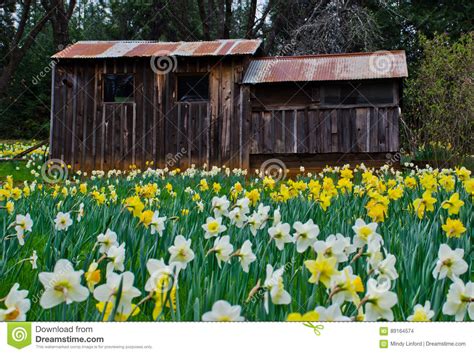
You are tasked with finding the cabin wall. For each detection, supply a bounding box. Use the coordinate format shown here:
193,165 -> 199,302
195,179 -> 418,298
246,80 -> 401,170
50,56 -> 249,171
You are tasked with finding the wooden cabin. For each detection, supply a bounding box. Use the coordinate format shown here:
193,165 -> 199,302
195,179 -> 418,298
50,40 -> 408,172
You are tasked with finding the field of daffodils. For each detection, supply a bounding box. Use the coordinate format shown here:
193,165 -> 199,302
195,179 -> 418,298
0,153 -> 472,321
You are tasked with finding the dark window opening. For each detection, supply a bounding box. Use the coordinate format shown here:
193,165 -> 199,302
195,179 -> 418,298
177,74 -> 209,101
104,74 -> 134,103
322,81 -> 394,106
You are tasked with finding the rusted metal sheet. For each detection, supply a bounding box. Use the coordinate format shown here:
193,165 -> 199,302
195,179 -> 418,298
242,51 -> 408,83
52,39 -> 262,59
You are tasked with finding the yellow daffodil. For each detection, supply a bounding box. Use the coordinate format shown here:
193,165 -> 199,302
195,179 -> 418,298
304,253 -> 339,288
286,311 -> 320,321
441,193 -> 464,215
442,218 -> 466,238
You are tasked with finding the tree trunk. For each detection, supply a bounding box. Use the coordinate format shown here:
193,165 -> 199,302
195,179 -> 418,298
223,0 -> 232,38
245,0 -> 257,38
197,0 -> 211,40
0,1 -> 53,97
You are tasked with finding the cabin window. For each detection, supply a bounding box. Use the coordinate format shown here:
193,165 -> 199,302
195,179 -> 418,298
177,74 -> 209,101
321,81 -> 394,106
104,74 -> 134,103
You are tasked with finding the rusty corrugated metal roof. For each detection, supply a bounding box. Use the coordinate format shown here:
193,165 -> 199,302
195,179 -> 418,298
242,50 -> 408,83
52,39 -> 262,58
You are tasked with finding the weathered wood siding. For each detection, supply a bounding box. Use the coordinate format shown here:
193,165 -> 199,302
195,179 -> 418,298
50,56 -> 249,171
248,107 -> 400,155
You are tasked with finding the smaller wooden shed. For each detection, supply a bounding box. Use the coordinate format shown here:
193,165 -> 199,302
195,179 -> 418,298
50,40 -> 408,172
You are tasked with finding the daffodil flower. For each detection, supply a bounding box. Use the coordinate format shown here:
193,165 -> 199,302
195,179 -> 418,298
407,301 -> 434,321
202,216 -> 227,239
201,300 -> 244,321
209,236 -> 233,268
268,222 -> 292,251
315,304 -> 351,321
363,278 -> 398,321
94,271 -> 141,315
54,211 -> 73,231
352,218 -> 383,248
263,264 -> 291,313
38,259 -> 89,309
211,196 -> 230,217
442,279 -> 474,321
96,228 -> 119,254
293,219 -> 320,253
0,283 -> 30,321
106,243 -> 126,273
432,244 -> 468,280
9,213 -> 33,246
234,240 -> 256,273
168,235 -> 195,269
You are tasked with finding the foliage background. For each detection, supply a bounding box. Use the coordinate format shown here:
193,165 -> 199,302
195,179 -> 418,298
0,0 -> 473,158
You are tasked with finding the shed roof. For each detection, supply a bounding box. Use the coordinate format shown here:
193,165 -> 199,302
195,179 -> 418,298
242,50 -> 408,83
52,39 -> 262,59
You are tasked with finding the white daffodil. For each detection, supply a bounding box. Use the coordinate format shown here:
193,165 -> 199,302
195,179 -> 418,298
234,240 -> 256,273
432,244 -> 468,280
256,203 -> 270,227
0,283 -> 30,321
145,258 -> 179,295
374,254 -> 399,280
228,207 -> 248,228
272,207 -> 281,226
97,228 -> 119,254
352,218 -> 383,248
263,264 -> 291,312
407,301 -> 435,321
168,235 -> 195,269
293,219 -> 320,253
54,211 -> 73,231
202,216 -> 227,239
211,196 -> 230,217
77,202 -> 84,222
315,304 -> 351,321
94,271 -> 141,314
196,201 -> 204,213
106,243 -> 126,273
235,197 -> 250,214
202,300 -> 244,321
364,278 -> 398,321
247,212 -> 263,236
11,213 -> 33,246
313,233 -> 353,263
38,259 -> 89,309
150,211 -> 166,236
30,250 -> 38,269
367,241 -> 384,269
210,236 -> 234,268
268,222 -> 292,251
442,279 -> 474,321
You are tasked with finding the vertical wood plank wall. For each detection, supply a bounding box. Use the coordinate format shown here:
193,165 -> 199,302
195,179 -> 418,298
50,58 -> 400,172
248,107 -> 400,155
51,57 -> 248,171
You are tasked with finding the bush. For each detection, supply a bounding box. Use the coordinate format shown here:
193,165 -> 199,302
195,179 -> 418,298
404,33 -> 474,163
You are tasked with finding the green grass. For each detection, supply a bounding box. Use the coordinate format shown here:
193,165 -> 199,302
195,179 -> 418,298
0,161 -> 34,182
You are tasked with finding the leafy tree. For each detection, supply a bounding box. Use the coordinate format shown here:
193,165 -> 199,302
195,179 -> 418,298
404,33 -> 474,161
